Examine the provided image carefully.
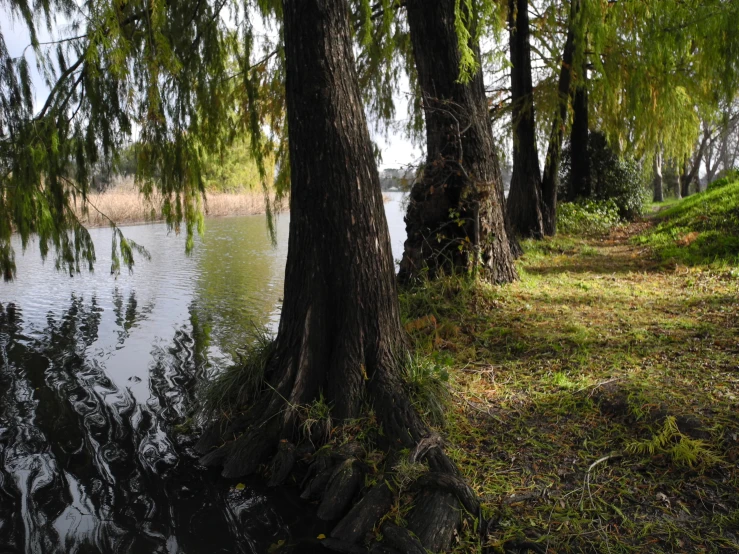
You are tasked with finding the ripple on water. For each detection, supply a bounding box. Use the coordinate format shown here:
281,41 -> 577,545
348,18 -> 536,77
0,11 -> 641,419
0,215 -> 297,553
0,197 -> 409,552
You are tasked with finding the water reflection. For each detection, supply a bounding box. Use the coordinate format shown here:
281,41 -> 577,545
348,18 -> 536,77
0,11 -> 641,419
0,214 -> 294,553
0,194 -> 408,553
0,299 -> 294,554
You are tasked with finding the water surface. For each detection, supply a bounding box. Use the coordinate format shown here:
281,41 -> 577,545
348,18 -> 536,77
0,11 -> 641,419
0,193 -> 408,554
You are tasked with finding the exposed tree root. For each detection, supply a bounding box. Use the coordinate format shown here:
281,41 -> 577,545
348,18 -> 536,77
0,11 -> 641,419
317,458 -> 365,520
407,490 -> 461,551
195,381 -> 481,553
379,522 -> 426,554
267,440 -> 297,487
330,483 -> 393,543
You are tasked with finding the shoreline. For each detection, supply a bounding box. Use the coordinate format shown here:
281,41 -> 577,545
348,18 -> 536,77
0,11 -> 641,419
76,190 -> 399,229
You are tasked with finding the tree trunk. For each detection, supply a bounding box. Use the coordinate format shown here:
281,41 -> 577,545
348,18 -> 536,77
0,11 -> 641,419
541,0 -> 580,236
505,0 -> 544,239
704,142 -> 718,184
653,149 -> 664,202
681,132 -> 709,197
569,63 -> 591,200
719,110 -> 732,174
195,1 -> 470,550
680,170 -> 692,197
400,0 -> 517,284
674,169 -> 682,199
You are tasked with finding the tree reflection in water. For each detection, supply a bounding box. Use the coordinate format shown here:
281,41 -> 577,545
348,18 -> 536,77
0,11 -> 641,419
0,298 -> 290,554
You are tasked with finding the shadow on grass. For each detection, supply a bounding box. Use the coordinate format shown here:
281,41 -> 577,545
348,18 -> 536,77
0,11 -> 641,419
401,229 -> 739,553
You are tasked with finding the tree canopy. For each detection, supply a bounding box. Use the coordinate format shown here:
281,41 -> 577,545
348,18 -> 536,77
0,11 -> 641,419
2,0 -> 739,279
0,0 -> 285,279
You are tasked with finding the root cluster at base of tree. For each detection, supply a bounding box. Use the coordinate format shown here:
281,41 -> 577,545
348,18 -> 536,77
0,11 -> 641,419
194,412 -> 489,553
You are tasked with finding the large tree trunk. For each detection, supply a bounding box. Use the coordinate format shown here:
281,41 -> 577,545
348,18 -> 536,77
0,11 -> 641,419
195,1 -> 472,550
653,149 -> 664,202
399,0 -> 517,284
541,0 -> 580,236
568,63 -> 591,200
505,0 -> 544,239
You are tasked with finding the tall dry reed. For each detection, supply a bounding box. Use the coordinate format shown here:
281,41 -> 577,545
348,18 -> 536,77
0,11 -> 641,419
75,179 -> 282,227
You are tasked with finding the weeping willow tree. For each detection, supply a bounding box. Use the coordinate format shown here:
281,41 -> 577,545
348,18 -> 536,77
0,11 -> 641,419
482,0 -> 739,232
0,0 -> 285,280
586,0 -> 739,183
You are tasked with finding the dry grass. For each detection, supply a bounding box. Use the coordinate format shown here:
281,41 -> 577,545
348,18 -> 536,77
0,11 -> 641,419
76,178 -> 280,227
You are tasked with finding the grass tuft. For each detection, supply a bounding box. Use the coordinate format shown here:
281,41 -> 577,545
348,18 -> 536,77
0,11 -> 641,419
299,393 -> 333,445
404,353 -> 451,427
200,327 -> 275,420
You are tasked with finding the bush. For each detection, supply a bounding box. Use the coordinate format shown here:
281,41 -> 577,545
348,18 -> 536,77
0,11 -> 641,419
557,199 -> 622,236
561,131 -> 649,220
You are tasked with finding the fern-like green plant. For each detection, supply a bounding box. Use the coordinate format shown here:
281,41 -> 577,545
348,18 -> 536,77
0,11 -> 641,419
626,416 -> 722,468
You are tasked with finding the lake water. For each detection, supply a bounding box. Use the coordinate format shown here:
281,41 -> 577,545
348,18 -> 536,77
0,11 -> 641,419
0,193 -> 408,554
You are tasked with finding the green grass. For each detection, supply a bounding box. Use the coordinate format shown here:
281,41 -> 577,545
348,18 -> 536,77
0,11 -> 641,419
645,197 -> 681,215
400,230 -> 739,553
200,328 -> 275,419
636,179 -> 739,266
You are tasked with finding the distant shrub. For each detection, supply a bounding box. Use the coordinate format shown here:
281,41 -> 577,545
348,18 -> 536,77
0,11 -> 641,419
557,199 -> 621,236
561,131 -> 649,220
707,169 -> 739,191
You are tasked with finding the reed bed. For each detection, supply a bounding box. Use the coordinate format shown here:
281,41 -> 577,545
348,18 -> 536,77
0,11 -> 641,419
76,181 -> 280,227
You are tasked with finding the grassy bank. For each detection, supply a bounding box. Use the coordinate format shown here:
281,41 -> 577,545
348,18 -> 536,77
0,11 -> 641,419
76,180 -> 279,227
636,177 -> 739,267
400,225 -> 739,552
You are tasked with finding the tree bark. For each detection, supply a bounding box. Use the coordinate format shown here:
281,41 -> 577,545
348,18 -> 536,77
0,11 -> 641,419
680,165 -> 692,197
653,149 -> 664,202
399,0 -> 517,284
196,0 -> 424,475
674,167 -> 682,199
195,1 -> 471,550
505,0 -> 544,239
680,131 -> 709,197
719,110 -> 732,175
541,0 -> 580,236
568,63 -> 591,200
